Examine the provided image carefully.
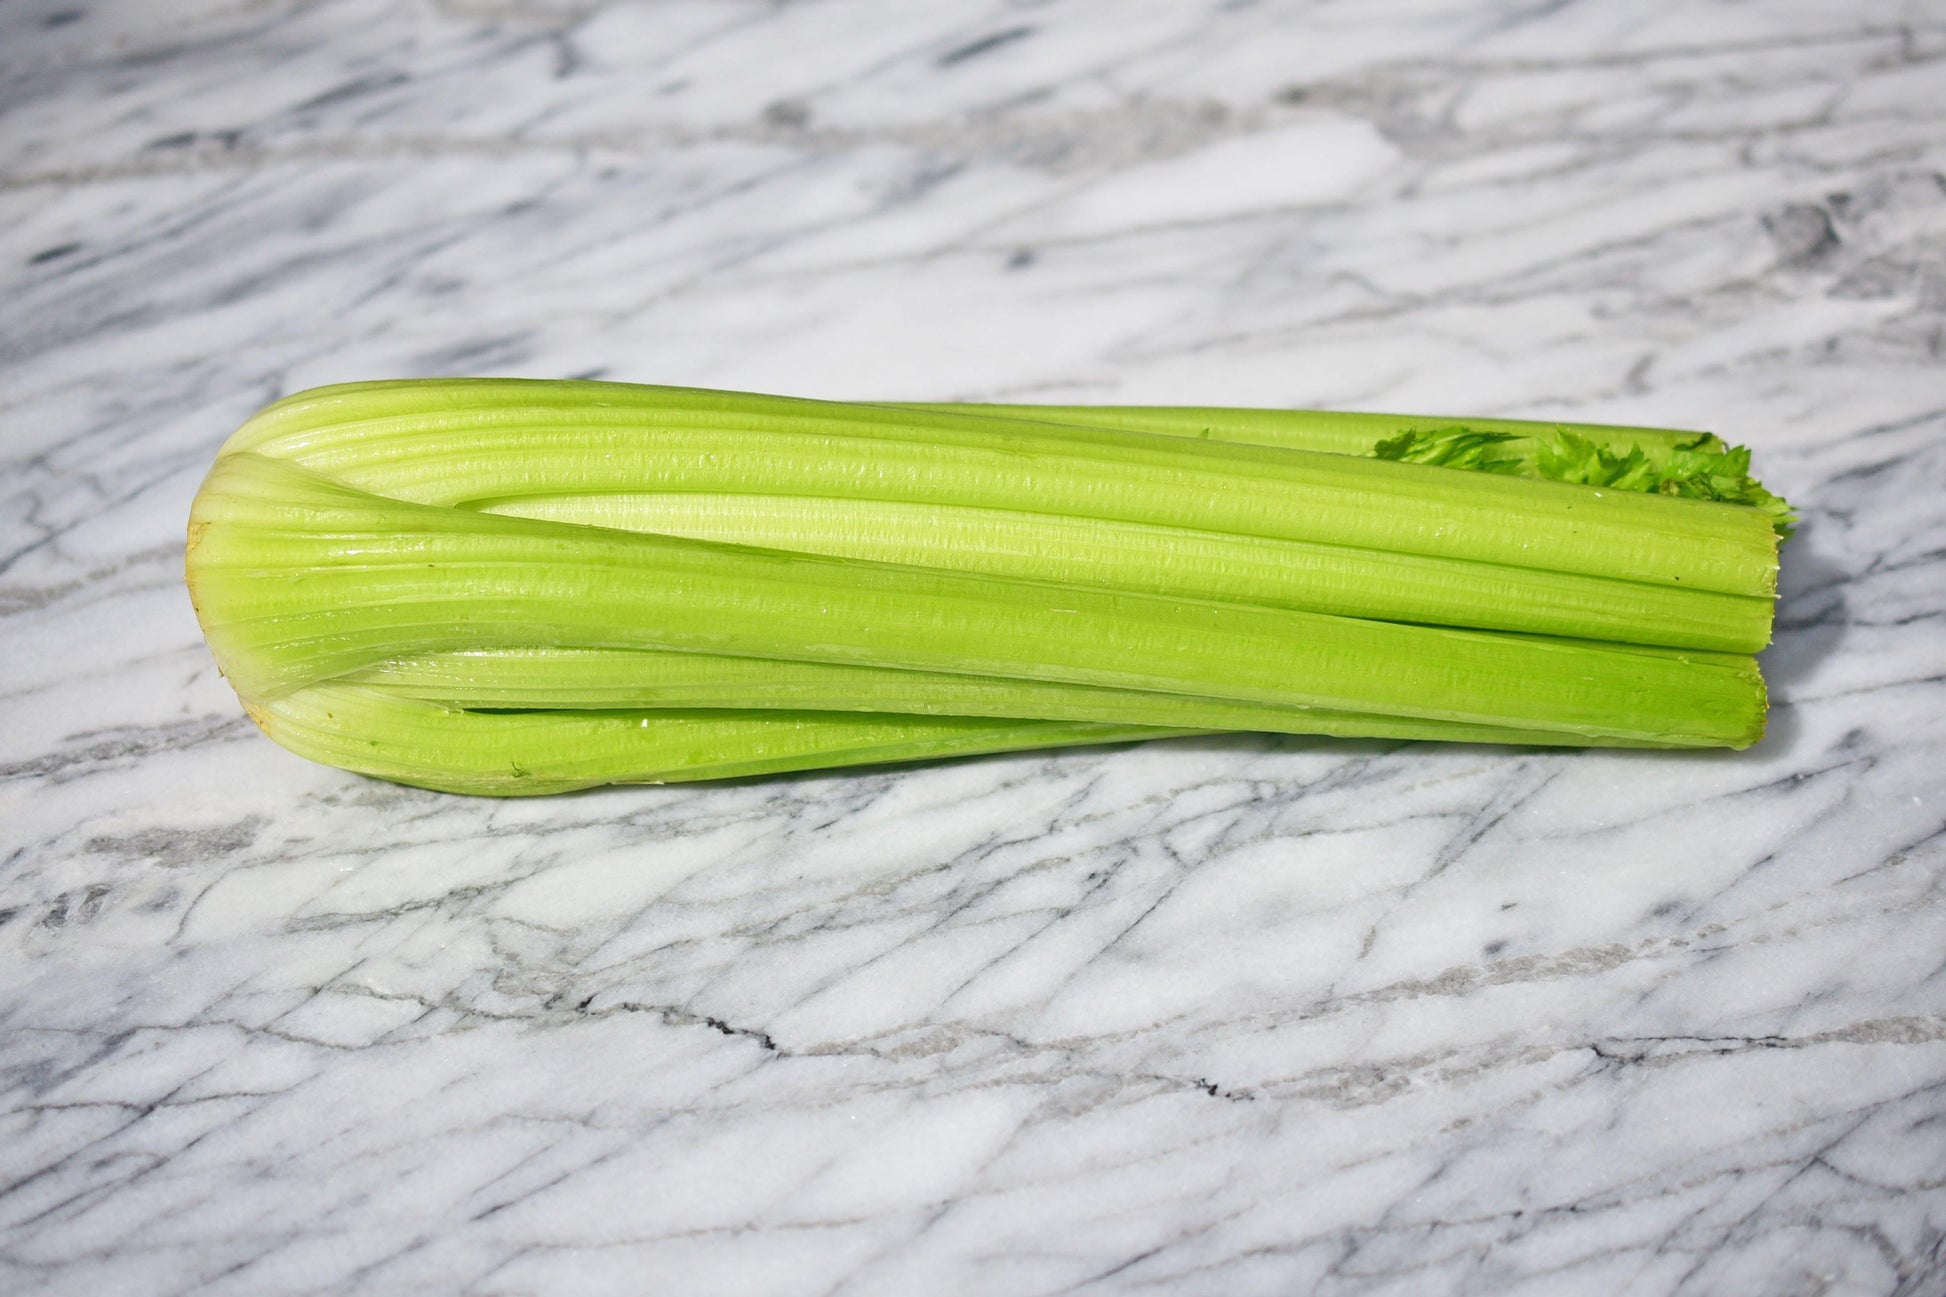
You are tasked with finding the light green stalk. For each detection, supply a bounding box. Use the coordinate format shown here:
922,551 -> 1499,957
345,647 -> 1684,747
895,402 -> 1715,458
249,685 -> 1185,796
904,401 -> 1796,536
187,380 -> 1782,794
225,380 -> 1779,597
475,491 -> 1770,652
189,453 -> 1766,747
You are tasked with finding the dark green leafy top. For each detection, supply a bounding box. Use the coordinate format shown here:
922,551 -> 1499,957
1371,427 -> 1796,538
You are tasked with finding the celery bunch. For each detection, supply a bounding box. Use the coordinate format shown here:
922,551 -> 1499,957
186,381 -> 1784,794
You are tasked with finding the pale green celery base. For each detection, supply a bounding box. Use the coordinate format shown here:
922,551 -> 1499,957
895,403 -> 1723,459
248,685 -> 1193,795
188,455 -> 1769,747
473,492 -> 1772,653
343,647 -> 1716,748
220,379 -> 1778,598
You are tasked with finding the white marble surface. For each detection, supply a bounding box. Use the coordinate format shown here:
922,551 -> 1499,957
4,0 -> 1945,1292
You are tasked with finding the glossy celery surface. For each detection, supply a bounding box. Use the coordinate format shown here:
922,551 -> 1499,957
478,492 -> 1770,652
226,380 -> 1778,597
896,402 -> 1718,458
911,402 -> 1796,539
187,380 -> 1780,795
252,685 -> 1186,795
344,647 -> 1674,748
189,454 -> 1765,744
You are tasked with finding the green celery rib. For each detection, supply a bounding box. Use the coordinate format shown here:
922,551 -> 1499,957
473,491 -> 1770,652
250,685 -> 1187,796
221,379 -> 1778,598
188,453 -> 1767,747
909,402 -> 1798,538
344,647 -> 1695,747
893,402 -> 1722,458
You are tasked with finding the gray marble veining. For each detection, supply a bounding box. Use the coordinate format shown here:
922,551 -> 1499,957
3,0 -> 1944,1292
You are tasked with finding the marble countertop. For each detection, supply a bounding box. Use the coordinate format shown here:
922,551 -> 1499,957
4,1 -> 1944,1292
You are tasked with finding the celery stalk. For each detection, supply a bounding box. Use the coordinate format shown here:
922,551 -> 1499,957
344,647 -> 1685,747
189,453 -> 1765,746
186,379 -> 1783,795
894,402 -> 1716,458
225,380 -> 1778,597
903,401 -> 1796,536
250,685 -> 1188,796
474,491 -> 1771,652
